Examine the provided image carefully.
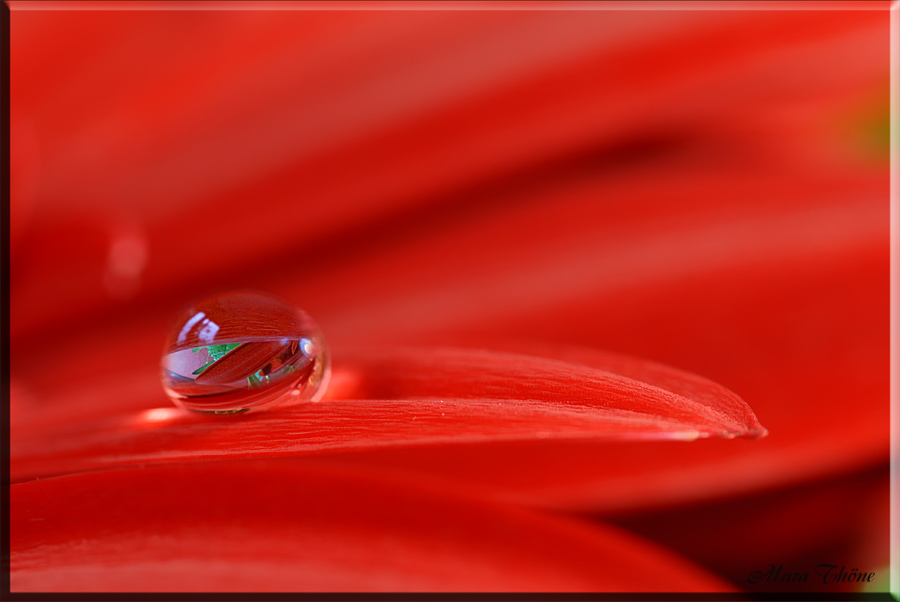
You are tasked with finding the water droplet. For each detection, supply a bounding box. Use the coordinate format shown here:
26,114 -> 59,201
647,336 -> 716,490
160,291 -> 330,414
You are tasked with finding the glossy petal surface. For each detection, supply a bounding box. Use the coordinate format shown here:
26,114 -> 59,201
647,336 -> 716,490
11,346 -> 764,483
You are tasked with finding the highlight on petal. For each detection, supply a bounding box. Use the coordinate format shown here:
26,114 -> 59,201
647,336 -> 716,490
9,346 -> 764,484
10,460 -> 735,593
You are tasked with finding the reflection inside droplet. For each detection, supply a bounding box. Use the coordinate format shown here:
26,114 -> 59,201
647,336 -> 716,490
160,291 -> 330,414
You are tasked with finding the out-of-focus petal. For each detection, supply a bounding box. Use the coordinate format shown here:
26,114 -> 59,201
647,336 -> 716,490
10,460 -> 735,593
607,463 -> 891,594
9,8 -> 886,339
10,346 -> 764,483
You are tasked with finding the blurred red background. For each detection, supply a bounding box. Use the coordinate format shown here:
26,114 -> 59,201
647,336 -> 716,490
7,1 -> 894,594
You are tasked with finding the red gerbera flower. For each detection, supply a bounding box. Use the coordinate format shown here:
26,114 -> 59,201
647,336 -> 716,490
7,1 -> 893,595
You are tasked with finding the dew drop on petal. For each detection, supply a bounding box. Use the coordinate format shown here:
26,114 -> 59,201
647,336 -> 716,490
160,291 -> 330,414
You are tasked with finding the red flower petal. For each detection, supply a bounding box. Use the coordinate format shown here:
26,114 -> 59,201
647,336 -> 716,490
307,242 -> 888,511
10,346 -> 764,483
9,8 -> 885,339
10,460 -> 735,593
